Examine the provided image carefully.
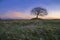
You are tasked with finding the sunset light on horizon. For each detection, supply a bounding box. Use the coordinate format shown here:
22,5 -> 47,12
0,0 -> 60,19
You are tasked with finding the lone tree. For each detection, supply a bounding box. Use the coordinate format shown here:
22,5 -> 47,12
31,7 -> 48,18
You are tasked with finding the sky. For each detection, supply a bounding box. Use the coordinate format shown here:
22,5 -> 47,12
0,0 -> 60,19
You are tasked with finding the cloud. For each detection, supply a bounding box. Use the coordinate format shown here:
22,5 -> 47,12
0,11 -> 34,19
0,10 -> 60,19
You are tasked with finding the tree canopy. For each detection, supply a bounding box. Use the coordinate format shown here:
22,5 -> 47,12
31,7 -> 48,18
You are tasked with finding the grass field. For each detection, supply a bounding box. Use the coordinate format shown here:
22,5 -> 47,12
0,19 -> 60,40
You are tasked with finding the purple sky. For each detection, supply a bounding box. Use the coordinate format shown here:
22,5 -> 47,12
0,0 -> 60,19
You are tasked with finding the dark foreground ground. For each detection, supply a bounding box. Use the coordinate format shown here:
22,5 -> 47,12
0,19 -> 60,40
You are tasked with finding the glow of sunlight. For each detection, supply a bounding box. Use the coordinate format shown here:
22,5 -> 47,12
0,11 -> 60,19
0,12 -> 34,19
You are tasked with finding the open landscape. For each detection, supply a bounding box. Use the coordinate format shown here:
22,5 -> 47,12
0,19 -> 60,40
0,0 -> 60,40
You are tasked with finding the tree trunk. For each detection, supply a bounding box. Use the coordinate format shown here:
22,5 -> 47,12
36,15 -> 38,18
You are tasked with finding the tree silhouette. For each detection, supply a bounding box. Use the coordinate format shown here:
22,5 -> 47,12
31,7 -> 48,18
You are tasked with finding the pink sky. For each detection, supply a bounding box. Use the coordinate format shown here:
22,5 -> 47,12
0,11 -> 60,19
0,0 -> 60,19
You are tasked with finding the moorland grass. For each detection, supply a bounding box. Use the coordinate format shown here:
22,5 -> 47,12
0,19 -> 60,40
